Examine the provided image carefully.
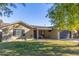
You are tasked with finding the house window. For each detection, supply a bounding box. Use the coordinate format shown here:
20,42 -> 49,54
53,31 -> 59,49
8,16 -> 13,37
13,29 -> 24,37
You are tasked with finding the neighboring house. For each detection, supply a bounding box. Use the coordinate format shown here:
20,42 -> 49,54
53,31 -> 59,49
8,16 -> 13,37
0,21 -> 77,41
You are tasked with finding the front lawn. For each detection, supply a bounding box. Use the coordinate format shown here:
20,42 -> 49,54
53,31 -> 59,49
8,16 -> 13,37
0,40 -> 79,56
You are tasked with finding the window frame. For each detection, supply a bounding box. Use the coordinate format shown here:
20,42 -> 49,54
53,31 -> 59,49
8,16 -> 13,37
13,29 -> 24,37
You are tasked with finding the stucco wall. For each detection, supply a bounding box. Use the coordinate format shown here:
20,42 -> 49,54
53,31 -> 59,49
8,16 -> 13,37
2,23 -> 33,40
44,29 -> 58,39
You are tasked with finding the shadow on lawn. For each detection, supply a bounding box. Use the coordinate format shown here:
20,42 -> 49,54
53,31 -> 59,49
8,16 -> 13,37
0,42 -> 79,56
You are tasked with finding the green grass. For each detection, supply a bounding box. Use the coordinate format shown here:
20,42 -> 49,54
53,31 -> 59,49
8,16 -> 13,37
0,40 -> 79,56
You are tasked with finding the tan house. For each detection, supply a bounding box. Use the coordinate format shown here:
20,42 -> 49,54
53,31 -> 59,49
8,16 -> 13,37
0,21 -> 60,41
0,21 -> 76,41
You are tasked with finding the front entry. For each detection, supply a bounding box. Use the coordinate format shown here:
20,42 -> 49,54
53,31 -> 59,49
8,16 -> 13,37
34,30 -> 37,39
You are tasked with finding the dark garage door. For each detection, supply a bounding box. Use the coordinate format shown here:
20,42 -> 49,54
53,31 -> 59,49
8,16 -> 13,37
60,30 -> 70,39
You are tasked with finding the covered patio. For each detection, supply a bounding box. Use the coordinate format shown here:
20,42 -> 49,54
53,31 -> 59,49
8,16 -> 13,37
33,27 -> 53,39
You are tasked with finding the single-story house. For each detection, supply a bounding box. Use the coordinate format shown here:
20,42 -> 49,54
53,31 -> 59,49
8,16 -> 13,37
0,21 -> 78,41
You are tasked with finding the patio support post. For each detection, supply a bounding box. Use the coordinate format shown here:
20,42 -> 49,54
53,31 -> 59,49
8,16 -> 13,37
32,29 -> 34,39
37,28 -> 39,39
67,33 -> 70,39
57,31 -> 60,40
71,31 -> 74,39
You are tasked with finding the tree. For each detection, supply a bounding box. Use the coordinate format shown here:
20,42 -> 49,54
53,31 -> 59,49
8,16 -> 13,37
47,3 -> 79,39
0,3 -> 25,17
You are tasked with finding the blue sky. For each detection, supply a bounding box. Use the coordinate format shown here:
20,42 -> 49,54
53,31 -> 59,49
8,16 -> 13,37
0,3 -> 53,26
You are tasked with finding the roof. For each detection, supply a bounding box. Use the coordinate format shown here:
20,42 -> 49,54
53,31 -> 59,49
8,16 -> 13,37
30,25 -> 52,30
0,23 -> 10,29
0,21 -> 53,30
